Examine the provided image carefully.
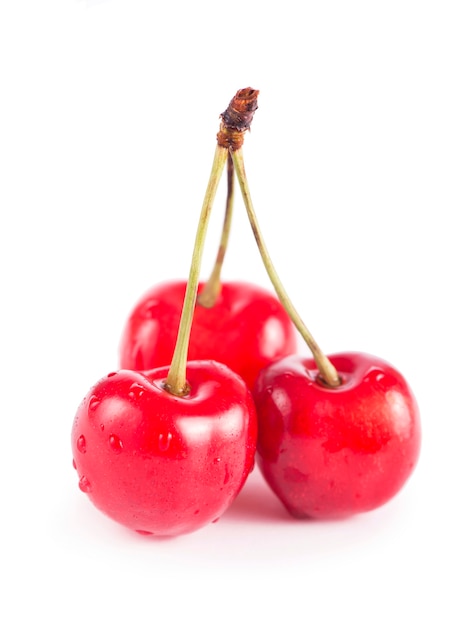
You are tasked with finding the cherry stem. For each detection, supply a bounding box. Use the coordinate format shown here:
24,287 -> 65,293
164,87 -> 259,395
230,148 -> 341,388
197,153 -> 235,308
164,145 -> 228,396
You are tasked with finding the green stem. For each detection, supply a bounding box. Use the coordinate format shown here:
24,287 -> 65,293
164,144 -> 228,395
197,153 -> 235,308
231,148 -> 341,388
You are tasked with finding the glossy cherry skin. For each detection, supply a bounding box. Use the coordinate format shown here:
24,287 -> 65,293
72,361 -> 257,536
252,352 -> 421,519
119,280 -> 297,390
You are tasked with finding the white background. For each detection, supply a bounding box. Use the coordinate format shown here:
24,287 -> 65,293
1,1 -> 469,624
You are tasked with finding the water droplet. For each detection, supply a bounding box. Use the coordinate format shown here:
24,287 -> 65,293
88,395 -> 100,411
78,476 -> 92,493
72,458 -> 77,470
129,382 -> 145,399
194,510 -> 200,515
158,432 -> 172,452
212,517 -> 220,524
100,424 -> 105,432
109,434 -> 123,452
107,372 -> 117,378
213,457 -> 221,465
136,529 -> 153,536
77,435 -> 87,453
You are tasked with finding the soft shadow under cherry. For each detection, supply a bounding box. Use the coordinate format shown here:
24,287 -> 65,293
223,470 -> 292,524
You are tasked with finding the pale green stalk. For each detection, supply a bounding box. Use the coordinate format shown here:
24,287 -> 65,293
164,145 -> 228,395
231,148 -> 341,388
197,154 -> 235,308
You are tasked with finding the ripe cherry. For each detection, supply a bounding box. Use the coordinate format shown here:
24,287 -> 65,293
229,130 -> 422,519
119,279 -> 297,390
72,362 -> 257,535
72,88 -> 260,536
252,352 -> 421,519
119,143 -> 296,390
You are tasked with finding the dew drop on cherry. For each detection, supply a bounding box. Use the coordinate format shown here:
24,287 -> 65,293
78,476 -> 92,493
88,395 -> 100,412
129,382 -> 145,399
158,432 -> 172,452
109,434 -> 123,452
77,435 -> 87,453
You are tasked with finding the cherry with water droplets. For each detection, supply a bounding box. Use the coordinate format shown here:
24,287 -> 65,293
72,88 -> 260,536
72,364 -> 257,535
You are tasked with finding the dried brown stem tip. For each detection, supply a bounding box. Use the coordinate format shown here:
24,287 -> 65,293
217,87 -> 259,151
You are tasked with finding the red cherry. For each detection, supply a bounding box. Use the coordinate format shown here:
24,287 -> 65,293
72,361 -> 257,536
71,89 -> 262,537
119,280 -> 297,390
252,352 -> 421,519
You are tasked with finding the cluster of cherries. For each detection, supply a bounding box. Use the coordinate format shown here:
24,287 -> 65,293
71,88 -> 421,537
